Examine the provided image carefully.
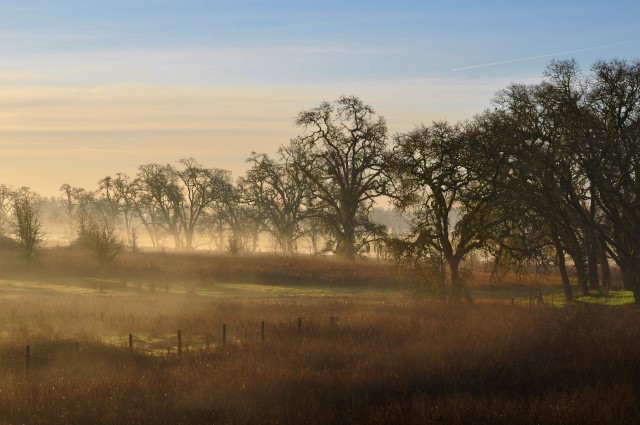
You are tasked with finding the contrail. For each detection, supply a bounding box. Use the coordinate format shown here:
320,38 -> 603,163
452,39 -> 640,72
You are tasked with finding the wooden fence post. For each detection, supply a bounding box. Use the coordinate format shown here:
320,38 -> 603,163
222,324 -> 227,346
261,321 -> 265,343
129,334 -> 133,353
177,330 -> 182,358
297,317 -> 302,334
25,345 -> 30,372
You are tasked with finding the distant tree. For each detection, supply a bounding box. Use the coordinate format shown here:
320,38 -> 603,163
242,150 -> 311,254
96,176 -> 122,225
388,122 -> 493,302
78,217 -> 123,269
175,158 -> 232,250
0,184 -> 15,236
299,216 -> 329,256
136,163 -> 184,248
100,173 -> 137,246
286,95 -> 389,259
135,159 -> 234,250
13,189 -> 44,267
213,179 -> 265,253
59,184 -> 95,242
129,177 -> 162,248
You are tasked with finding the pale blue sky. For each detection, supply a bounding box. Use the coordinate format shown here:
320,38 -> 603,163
1,0 -> 639,194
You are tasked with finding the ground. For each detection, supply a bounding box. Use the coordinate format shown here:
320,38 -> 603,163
0,250 -> 636,424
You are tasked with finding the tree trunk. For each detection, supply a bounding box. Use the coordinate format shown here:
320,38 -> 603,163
172,230 -> 183,250
585,225 -> 600,290
340,220 -> 357,260
185,228 -> 194,250
599,248 -> 612,289
139,219 -> 157,248
557,246 -> 573,302
123,212 -> 132,245
567,246 -> 589,296
622,264 -> 640,304
622,266 -> 636,293
575,258 -> 590,297
449,257 -> 472,303
551,229 -> 573,302
280,228 -> 294,255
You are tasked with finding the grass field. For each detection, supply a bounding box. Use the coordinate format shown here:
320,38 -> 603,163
0,248 -> 637,424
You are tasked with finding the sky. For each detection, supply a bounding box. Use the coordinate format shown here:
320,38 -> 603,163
1,0 -> 639,196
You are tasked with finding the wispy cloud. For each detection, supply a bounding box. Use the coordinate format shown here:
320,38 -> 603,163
452,39 -> 640,72
283,47 -> 393,55
0,72 -> 43,81
0,77 -> 511,195
1,45 -> 398,87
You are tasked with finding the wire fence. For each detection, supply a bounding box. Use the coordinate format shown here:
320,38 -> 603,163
5,318 -> 307,371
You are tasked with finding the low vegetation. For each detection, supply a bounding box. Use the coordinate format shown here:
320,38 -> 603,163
0,291 -> 637,424
0,245 -> 634,424
0,246 -> 409,289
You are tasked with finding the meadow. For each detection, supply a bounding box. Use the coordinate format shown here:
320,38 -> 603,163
0,247 -> 637,424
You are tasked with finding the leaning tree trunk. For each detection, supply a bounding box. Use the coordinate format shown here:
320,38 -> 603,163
566,243 -> 589,296
585,225 -> 600,290
586,185 -> 600,290
599,248 -> 612,290
551,229 -> 573,302
557,246 -> 573,302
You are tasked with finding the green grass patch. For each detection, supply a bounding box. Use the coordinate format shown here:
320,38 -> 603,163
197,282 -> 402,298
575,289 -> 635,306
0,279 -> 101,296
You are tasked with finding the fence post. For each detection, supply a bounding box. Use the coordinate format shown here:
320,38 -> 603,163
222,324 -> 227,346
177,330 -> 182,358
129,334 -> 133,353
25,345 -> 30,372
261,321 -> 265,343
529,288 -> 533,307
298,317 -> 302,335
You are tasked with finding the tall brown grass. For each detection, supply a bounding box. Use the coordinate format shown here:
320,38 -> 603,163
0,247 -> 410,288
0,293 -> 637,424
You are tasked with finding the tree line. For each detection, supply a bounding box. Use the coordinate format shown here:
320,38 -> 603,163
1,58 -> 639,303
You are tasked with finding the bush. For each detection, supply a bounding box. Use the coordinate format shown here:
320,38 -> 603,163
77,219 -> 124,268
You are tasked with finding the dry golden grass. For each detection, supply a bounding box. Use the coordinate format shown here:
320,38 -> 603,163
0,292 -> 638,424
0,247 -> 411,289
0,248 -> 636,423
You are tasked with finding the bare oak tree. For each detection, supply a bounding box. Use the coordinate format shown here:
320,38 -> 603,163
287,95 -> 388,260
242,150 -> 310,254
388,122 -> 490,302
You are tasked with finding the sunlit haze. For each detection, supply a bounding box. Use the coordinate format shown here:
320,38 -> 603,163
2,0 -> 638,195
